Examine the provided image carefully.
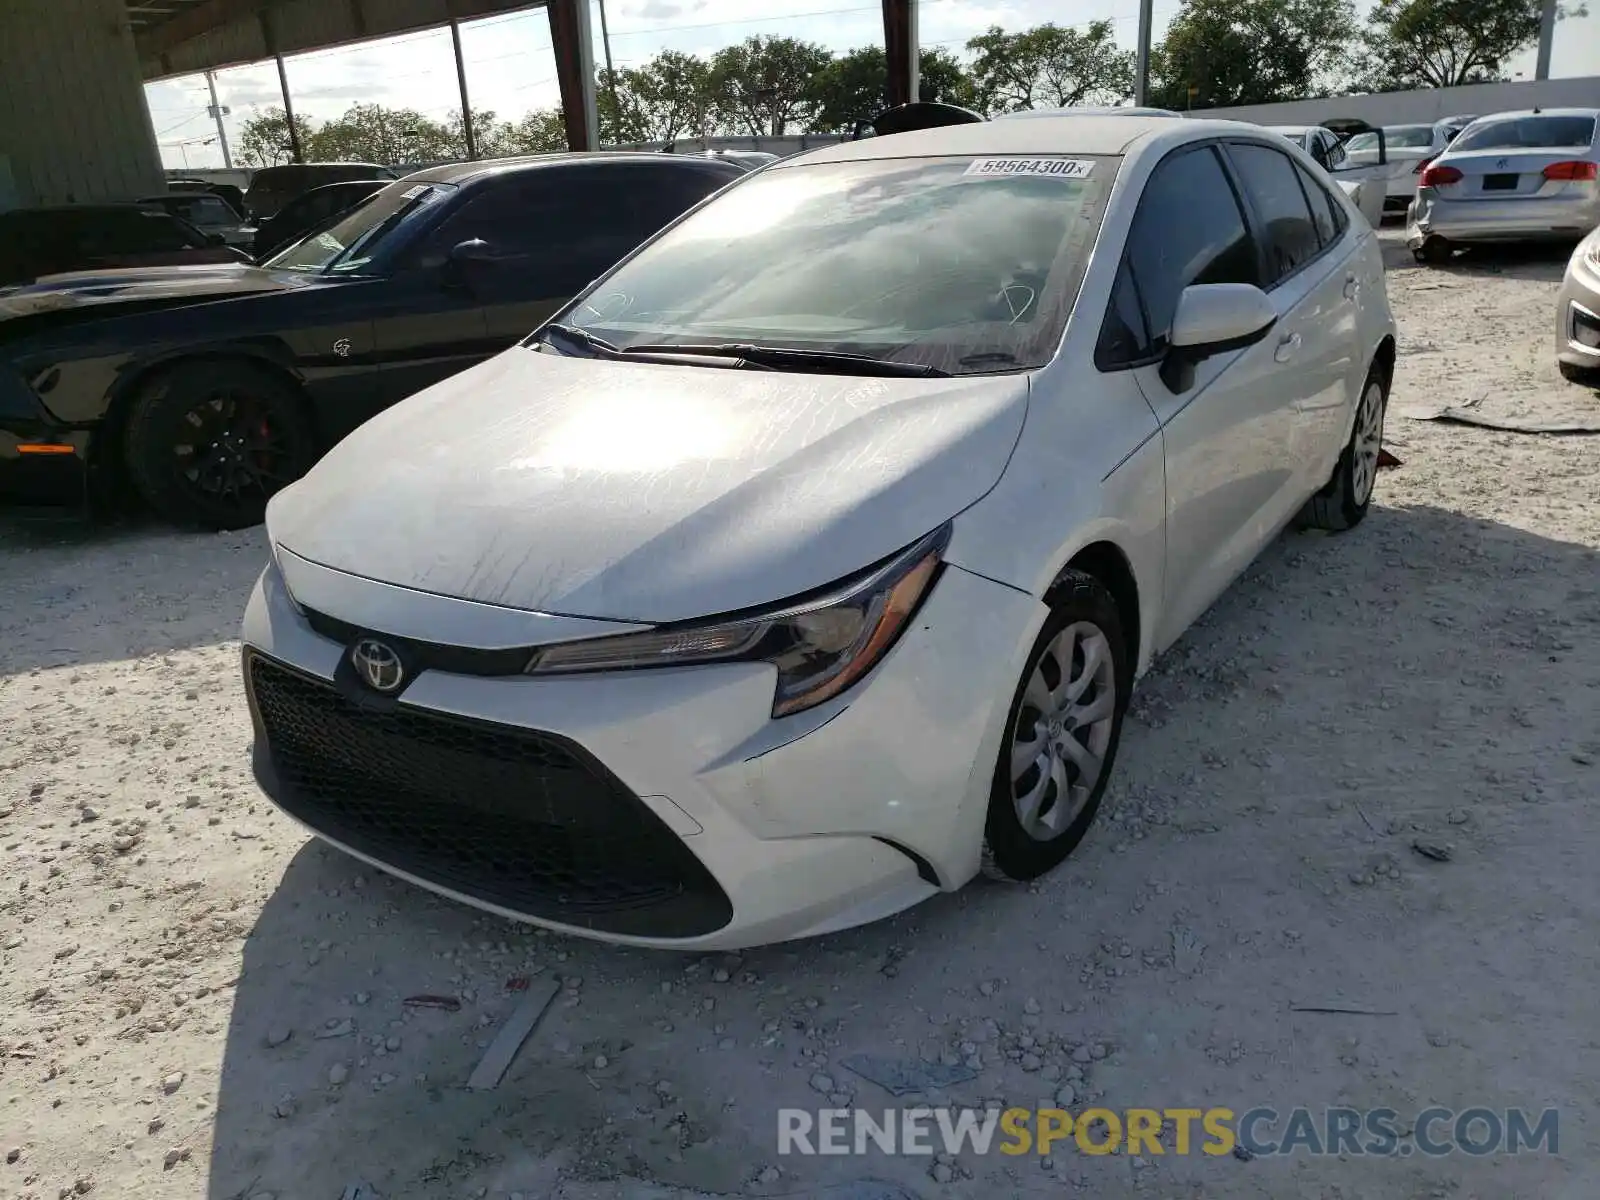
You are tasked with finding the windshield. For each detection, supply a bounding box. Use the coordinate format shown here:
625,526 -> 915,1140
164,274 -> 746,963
1452,115 -> 1597,152
265,180 -> 456,273
552,155 -> 1115,375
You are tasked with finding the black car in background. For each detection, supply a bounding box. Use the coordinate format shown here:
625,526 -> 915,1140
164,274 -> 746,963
243,162 -> 398,221
0,205 -> 248,287
0,153 -> 743,528
249,179 -> 389,260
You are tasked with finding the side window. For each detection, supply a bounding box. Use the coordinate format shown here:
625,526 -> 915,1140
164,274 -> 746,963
1293,161 -> 1342,248
1095,261 -> 1152,367
1227,142 -> 1322,286
1098,144 -> 1257,367
1308,136 -> 1331,170
407,183 -> 570,271
1324,134 -> 1347,170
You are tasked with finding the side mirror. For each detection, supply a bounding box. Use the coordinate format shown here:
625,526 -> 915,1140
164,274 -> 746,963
442,238 -> 496,290
449,238 -> 496,265
1161,283 -> 1277,393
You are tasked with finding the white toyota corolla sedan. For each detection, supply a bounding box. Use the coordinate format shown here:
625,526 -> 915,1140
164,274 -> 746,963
242,115 -> 1396,949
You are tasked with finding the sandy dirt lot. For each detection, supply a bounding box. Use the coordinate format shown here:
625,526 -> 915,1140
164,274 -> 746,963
3,230 -> 1598,1200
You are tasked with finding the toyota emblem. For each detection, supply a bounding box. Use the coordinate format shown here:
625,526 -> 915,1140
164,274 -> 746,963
350,638 -> 405,693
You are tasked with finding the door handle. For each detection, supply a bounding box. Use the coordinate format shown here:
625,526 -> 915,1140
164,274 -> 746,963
1274,332 -> 1302,363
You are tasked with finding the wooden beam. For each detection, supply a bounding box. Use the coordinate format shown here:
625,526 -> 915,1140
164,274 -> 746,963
547,0 -> 597,151
881,0 -> 918,108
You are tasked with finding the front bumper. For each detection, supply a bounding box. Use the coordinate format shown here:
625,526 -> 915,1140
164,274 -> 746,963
241,555 -> 1046,949
1409,190 -> 1600,246
0,370 -> 90,509
1556,243 -> 1600,374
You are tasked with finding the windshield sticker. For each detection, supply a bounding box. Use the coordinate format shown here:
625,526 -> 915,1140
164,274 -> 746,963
963,158 -> 1094,180
400,185 -> 432,200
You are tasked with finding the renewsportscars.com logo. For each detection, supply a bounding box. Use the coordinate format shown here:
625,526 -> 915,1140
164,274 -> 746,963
778,1106 -> 1560,1159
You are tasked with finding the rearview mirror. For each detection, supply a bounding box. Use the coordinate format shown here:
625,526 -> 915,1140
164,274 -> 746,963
1161,283 -> 1277,393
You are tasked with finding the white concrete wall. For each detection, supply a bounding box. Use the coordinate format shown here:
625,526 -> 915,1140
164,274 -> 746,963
0,0 -> 165,208
1200,76 -> 1600,130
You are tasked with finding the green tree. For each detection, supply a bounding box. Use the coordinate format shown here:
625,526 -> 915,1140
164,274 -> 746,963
966,21 -> 1135,114
444,108 -> 517,158
806,46 -> 976,133
505,108 -> 570,154
707,36 -> 834,136
307,103 -> 452,165
599,50 -> 715,145
237,106 -> 317,167
1359,0 -> 1584,89
1151,0 -> 1359,109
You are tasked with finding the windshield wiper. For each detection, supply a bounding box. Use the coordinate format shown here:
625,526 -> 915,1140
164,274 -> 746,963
620,342 -> 949,378
537,322 -> 626,357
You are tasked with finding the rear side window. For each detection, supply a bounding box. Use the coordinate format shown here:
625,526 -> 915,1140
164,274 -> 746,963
1452,115 -> 1596,151
1098,144 -> 1257,366
1294,161 -> 1344,248
1227,142 -> 1321,286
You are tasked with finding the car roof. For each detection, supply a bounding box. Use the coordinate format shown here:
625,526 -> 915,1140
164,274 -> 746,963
1267,125 -> 1319,135
995,105 -> 1182,120
789,115 -> 1257,165
2,204 -> 172,217
1458,107 -> 1599,121
252,162 -> 387,174
400,152 -> 740,184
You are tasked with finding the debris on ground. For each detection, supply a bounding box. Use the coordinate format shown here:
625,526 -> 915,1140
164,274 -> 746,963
839,1054 -> 979,1097
466,978 -> 560,1090
1412,840 -> 1453,863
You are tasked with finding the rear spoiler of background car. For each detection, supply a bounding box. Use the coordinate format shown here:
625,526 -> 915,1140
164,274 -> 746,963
851,101 -> 986,141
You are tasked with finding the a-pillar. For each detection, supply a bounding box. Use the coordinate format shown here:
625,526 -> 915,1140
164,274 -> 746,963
0,0 -> 165,206
547,0 -> 599,151
882,0 -> 919,109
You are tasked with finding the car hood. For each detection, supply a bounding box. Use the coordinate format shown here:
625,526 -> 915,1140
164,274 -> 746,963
0,263 -> 315,324
267,346 -> 1030,624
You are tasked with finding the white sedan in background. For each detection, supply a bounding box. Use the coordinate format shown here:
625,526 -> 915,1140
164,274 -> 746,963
242,115 -> 1397,949
1343,119 -> 1472,214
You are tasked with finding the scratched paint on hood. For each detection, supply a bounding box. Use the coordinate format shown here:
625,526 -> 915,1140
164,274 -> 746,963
267,345 -> 1030,623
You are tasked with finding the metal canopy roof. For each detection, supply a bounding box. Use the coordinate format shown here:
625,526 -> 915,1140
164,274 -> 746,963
130,0 -> 546,81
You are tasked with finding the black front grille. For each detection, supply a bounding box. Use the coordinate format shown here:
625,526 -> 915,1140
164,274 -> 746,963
246,653 -> 732,938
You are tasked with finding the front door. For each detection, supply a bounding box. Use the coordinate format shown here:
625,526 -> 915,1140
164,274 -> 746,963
1097,143 -> 1307,650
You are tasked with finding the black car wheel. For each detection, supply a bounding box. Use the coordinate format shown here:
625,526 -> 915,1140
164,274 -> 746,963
123,360 -> 317,530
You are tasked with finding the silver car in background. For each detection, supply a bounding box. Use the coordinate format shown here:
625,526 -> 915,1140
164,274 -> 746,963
1407,109 -> 1600,264
1556,226 -> 1600,385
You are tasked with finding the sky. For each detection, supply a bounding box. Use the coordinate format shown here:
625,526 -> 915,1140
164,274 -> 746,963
143,0 -> 1600,170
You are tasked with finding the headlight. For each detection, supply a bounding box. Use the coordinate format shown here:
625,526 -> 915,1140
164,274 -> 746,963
525,525 -> 950,717
1586,235 -> 1600,270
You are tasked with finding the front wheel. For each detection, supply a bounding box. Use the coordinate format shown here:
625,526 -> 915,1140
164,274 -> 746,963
981,573 -> 1129,882
1414,236 -> 1453,265
1296,371 -> 1387,533
122,360 -> 318,530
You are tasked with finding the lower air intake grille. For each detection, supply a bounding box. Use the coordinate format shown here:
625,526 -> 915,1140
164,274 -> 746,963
246,652 -> 732,938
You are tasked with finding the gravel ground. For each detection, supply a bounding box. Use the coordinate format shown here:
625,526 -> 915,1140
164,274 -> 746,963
3,229 -> 1598,1200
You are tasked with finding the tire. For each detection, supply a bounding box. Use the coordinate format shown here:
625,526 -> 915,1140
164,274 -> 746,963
1558,359 -> 1600,388
1296,369 -> 1387,533
981,571 -> 1130,882
122,359 -> 318,530
1414,237 -> 1453,265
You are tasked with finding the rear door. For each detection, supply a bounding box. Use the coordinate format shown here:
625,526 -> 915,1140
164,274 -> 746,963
1224,140 -> 1357,493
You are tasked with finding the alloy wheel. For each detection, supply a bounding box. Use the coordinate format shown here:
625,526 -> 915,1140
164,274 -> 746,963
1009,621 -> 1117,842
1350,379 -> 1385,507
174,390 -> 295,504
